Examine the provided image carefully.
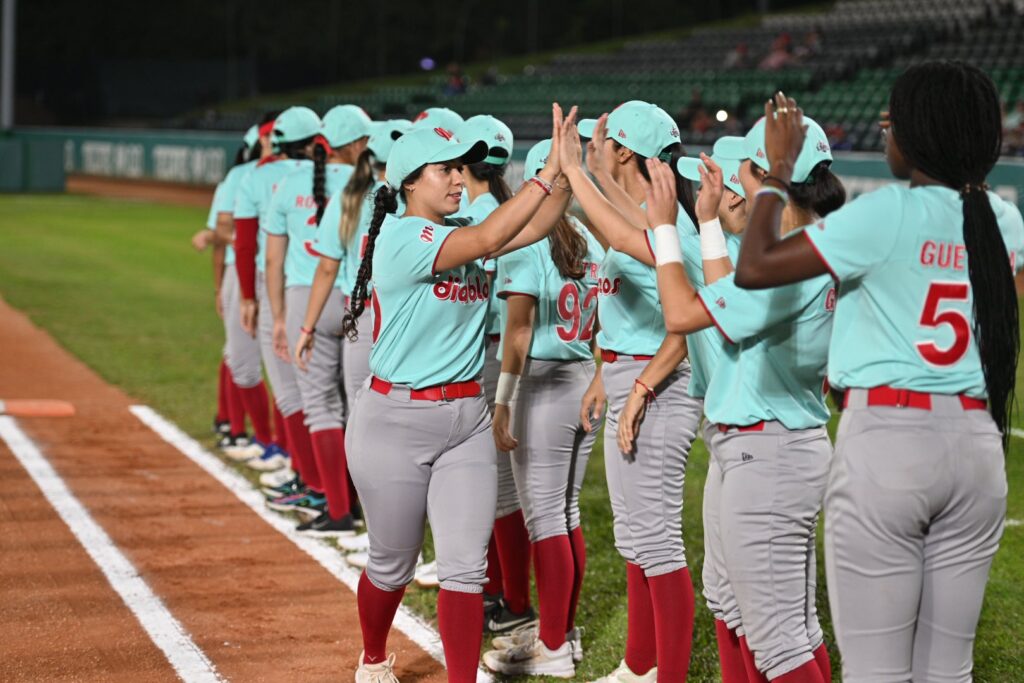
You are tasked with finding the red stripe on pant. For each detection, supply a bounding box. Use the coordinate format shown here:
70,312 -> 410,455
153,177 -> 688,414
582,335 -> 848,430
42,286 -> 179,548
237,381 -> 273,443
310,428 -> 351,519
216,359 -> 230,423
284,411 -> 320,491
494,509 -> 532,614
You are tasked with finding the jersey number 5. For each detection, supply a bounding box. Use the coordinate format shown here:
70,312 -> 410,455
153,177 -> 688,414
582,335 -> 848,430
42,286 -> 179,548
916,282 -> 970,366
556,283 -> 598,343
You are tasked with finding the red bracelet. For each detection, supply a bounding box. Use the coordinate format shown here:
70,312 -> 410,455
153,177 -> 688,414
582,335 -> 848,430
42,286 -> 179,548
300,326 -> 315,335
528,176 -> 552,196
634,378 -> 656,402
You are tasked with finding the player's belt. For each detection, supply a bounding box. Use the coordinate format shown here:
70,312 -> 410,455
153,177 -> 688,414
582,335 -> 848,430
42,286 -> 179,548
844,386 -> 987,411
601,350 -> 655,363
717,421 -> 766,433
370,376 -> 482,401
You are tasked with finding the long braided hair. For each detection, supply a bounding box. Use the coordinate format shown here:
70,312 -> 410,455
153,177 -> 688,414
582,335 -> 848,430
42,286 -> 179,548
890,60 -> 1018,445
312,141 -> 328,224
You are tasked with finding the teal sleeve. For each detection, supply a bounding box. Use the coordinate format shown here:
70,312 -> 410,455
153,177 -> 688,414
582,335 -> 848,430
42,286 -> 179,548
803,185 -> 902,281
206,183 -> 223,229
214,169 -> 238,214
234,175 -> 258,219
264,177 -> 289,235
390,222 -> 459,281
993,193 -> 1024,274
314,189 -> 344,260
496,246 -> 541,299
698,274 -> 817,344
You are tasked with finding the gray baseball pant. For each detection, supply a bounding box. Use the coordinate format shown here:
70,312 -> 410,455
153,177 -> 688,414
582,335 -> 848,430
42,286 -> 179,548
482,338 -> 522,518
510,358 -> 597,541
256,271 -> 303,416
221,263 -> 263,388
285,286 -> 346,432
825,391 -> 1006,683
700,419 -> 745,633
710,421 -> 829,679
346,386 -> 497,593
342,296 -> 374,415
603,360 -> 701,576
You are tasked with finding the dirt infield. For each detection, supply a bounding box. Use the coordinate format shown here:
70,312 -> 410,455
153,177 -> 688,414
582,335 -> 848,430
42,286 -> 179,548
0,296 -> 445,682
66,175 -> 216,208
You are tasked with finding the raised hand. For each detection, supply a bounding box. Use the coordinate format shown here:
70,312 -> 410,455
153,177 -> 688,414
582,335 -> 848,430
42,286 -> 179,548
764,91 -> 807,185
695,153 -> 724,223
640,159 -> 679,228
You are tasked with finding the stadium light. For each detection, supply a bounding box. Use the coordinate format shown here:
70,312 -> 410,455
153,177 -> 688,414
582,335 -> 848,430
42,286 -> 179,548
716,109 -> 729,122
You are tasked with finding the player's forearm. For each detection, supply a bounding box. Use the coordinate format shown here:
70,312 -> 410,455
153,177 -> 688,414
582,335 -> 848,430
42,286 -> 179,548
492,184 -> 572,257
636,332 -> 688,388
594,170 -> 648,229
500,299 -> 536,376
564,167 -> 653,265
303,257 -> 341,330
213,213 -> 233,247
212,243 -> 226,290
656,263 -> 712,334
265,237 -> 287,322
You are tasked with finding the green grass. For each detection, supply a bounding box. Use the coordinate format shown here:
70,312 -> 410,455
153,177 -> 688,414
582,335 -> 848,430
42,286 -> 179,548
0,194 -> 1021,681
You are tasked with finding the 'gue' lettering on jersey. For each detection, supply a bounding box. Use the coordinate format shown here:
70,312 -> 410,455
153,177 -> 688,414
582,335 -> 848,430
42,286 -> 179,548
919,239 -> 967,272
433,275 -> 490,304
598,277 -> 621,296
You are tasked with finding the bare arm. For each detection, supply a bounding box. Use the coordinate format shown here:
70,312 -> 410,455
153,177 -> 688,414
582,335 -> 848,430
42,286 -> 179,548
490,180 -> 573,258
294,255 -> 341,371
493,295 -> 537,452
265,235 -> 288,323
213,211 -> 234,247
616,332 -> 689,454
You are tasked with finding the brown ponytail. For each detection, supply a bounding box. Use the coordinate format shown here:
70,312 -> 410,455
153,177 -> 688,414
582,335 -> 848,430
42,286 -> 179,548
340,149 -> 378,248
549,215 -> 588,280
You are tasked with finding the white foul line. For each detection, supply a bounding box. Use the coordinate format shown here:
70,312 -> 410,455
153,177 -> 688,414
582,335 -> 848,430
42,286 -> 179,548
1012,428 -> 1024,440
0,416 -> 223,683
129,404 -> 493,683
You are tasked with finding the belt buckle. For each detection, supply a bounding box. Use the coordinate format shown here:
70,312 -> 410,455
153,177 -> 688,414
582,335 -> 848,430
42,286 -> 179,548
440,384 -> 453,402
895,388 -> 910,408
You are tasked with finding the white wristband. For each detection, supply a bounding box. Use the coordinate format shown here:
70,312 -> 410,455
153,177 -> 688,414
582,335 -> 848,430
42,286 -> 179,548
699,218 -> 729,261
652,224 -> 683,266
495,372 -> 521,406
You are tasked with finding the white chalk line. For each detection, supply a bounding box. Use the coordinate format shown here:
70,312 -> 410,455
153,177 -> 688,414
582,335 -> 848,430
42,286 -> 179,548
0,416 -> 223,683
129,404 -> 494,682
1011,427 -> 1024,440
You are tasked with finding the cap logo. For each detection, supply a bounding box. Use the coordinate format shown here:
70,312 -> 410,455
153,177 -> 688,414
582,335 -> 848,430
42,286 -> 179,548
730,173 -> 740,184
495,132 -> 506,142
716,297 -> 727,309
414,111 -> 429,122
816,140 -> 829,153
756,148 -> 765,159
816,220 -> 826,231
434,127 -> 454,141
617,129 -> 627,139
420,226 -> 435,243
669,126 -> 680,138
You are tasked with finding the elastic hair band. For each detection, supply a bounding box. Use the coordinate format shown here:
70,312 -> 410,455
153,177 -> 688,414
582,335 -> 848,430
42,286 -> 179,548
960,182 -> 990,197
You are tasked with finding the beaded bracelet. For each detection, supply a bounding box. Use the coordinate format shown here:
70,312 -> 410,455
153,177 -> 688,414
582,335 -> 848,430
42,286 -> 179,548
529,176 -> 553,196
756,186 -> 789,205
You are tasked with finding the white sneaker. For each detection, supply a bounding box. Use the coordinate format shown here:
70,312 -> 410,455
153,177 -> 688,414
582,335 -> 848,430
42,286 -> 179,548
245,445 -> 289,472
493,625 -> 583,663
482,634 -> 575,678
223,437 -> 262,461
339,532 -> 371,552
413,560 -> 439,588
354,651 -> 399,683
259,467 -> 294,490
346,551 -> 369,569
588,659 -> 657,683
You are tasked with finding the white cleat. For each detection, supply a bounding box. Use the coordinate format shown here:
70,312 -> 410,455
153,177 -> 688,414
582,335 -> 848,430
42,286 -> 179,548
588,659 -> 657,683
413,559 -> 439,588
354,651 -> 399,683
482,634 -> 575,678
223,438 -> 262,461
346,551 -> 369,569
339,532 -> 371,552
246,447 -> 289,472
493,625 -> 583,663
259,467 -> 294,490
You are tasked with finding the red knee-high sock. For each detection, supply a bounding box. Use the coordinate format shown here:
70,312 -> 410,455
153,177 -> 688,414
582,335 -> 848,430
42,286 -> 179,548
238,382 -> 273,443
284,412 -> 320,491
310,428 -> 350,519
494,510 -> 532,614
624,562 -> 657,675
216,359 -> 230,423
566,525 -> 586,632
648,567 -> 695,682
224,369 -> 246,436
532,535 -> 574,650
812,643 -> 831,682
272,403 -> 288,451
739,635 -> 768,683
714,621 -> 748,683
357,571 -> 405,664
438,589 -> 484,683
773,661 -> 824,683
484,535 -> 503,596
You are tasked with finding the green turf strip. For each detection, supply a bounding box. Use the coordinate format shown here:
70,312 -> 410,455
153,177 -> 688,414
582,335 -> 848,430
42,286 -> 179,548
0,194 -> 1021,681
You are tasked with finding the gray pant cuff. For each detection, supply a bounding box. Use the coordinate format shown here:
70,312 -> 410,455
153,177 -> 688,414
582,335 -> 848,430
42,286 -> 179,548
765,651 -> 815,680
531,528 -> 570,544
367,573 -> 405,593
641,560 -> 687,578
494,503 -> 522,519
438,581 -> 483,594
724,615 -> 744,634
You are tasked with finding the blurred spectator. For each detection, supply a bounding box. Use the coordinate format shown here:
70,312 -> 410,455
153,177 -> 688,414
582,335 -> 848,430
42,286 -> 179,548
1005,101 -> 1024,154
481,66 -> 500,87
678,89 -> 713,134
826,123 -> 853,151
723,43 -> 750,70
443,62 -> 468,96
794,27 -> 824,61
759,32 -> 794,70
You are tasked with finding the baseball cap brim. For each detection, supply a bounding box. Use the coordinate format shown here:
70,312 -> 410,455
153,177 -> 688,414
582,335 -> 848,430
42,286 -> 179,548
711,136 -> 748,161
676,156 -> 704,182
428,139 -> 489,167
577,119 -> 598,139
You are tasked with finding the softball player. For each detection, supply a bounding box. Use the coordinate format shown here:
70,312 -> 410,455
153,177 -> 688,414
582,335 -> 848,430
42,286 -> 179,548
733,67 -> 1024,681
264,104 -> 372,536
341,105 -> 573,683
560,101 -> 704,682
482,138 -> 603,678
234,106 -> 324,515
643,112 -> 844,682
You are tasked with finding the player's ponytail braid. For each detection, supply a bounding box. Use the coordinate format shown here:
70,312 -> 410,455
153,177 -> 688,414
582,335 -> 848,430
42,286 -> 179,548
467,161 -> 513,204
549,215 -> 587,280
890,60 -> 1018,446
341,184 -> 398,340
312,140 -> 328,224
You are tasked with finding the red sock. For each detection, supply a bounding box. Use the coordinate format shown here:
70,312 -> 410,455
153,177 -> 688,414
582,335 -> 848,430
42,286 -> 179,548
773,661 -> 824,683
648,567 -> 694,682
238,382 -> 273,443
284,411 -> 320,491
494,509 -> 532,614
714,620 -> 748,683
273,403 -> 288,451
216,359 -> 230,423
357,571 -> 405,664
812,643 -> 831,682
624,562 -> 656,675
484,534 -> 503,596
310,428 -> 350,519
224,369 -> 246,436
437,589 -> 484,683
532,535 -> 573,650
739,635 -> 768,683
566,525 -> 586,632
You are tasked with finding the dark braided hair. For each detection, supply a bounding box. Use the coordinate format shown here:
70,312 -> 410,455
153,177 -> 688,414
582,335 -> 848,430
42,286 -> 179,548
890,60 -> 1018,445
312,141 -> 328,223
466,161 -> 513,204
784,161 -> 846,218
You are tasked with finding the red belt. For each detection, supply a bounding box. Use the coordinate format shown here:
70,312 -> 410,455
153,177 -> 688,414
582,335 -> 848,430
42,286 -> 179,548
601,350 -> 654,363
345,296 -> 371,307
370,376 -> 482,401
843,386 -> 986,411
718,421 -> 766,433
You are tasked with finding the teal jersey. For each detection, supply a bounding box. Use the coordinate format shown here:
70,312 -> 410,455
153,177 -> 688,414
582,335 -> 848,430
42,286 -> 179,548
804,185 -> 1024,397
699,267 -> 836,430
458,192 -> 503,335
234,158 -> 307,273
205,181 -> 236,267
369,214 -> 489,388
265,163 -> 353,288
496,218 -> 605,361
597,208 -> 698,356
213,162 -> 258,267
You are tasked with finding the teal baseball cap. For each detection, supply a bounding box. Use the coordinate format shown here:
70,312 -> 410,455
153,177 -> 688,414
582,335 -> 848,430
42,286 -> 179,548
322,105 -> 372,147
411,107 -> 465,132
457,115 -> 514,166
676,155 -> 746,198
385,126 -> 488,190
243,125 -> 259,149
273,106 -> 323,144
578,100 -> 681,159
523,139 -> 552,181
713,115 -> 832,184
367,119 -> 413,162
